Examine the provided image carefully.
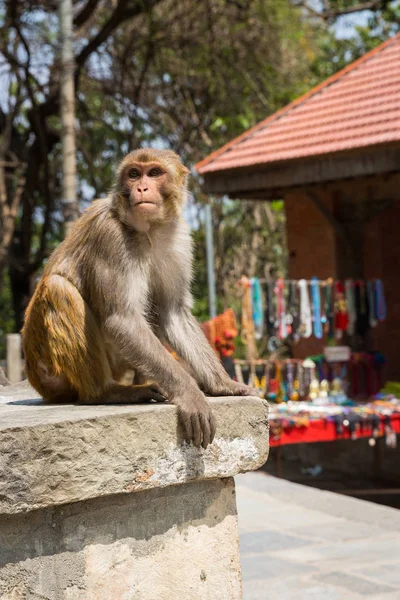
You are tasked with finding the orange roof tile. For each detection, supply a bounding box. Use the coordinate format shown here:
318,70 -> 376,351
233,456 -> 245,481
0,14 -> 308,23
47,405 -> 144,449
196,34 -> 400,175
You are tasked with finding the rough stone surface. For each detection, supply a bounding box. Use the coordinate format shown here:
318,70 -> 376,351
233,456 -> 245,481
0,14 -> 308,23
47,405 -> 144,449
0,384 -> 269,599
0,383 -> 269,514
0,477 -> 242,600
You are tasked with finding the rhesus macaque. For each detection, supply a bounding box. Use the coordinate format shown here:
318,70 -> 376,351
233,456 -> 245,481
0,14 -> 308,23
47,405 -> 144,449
22,149 -> 255,448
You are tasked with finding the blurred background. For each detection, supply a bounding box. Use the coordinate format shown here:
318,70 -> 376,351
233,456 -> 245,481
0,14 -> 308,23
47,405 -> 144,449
1,0 -> 399,353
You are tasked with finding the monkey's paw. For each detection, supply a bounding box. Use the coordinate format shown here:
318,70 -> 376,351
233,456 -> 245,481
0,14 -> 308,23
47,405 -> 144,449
204,380 -> 259,398
174,389 -> 216,450
132,384 -> 167,403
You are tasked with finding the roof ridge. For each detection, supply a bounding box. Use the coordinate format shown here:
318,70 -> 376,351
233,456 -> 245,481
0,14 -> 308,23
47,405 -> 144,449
195,32 -> 400,173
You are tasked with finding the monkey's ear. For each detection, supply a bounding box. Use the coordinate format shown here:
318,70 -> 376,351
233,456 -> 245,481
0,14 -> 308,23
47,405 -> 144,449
180,164 -> 190,177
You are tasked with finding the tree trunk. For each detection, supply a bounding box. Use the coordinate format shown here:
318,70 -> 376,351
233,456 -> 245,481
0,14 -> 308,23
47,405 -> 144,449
59,0 -> 78,236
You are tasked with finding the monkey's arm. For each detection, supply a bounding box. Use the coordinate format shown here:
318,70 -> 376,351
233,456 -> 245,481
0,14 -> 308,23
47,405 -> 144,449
104,311 -> 215,448
161,304 -> 257,397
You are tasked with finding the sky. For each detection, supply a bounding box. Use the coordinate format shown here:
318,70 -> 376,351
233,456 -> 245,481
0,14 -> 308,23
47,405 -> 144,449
334,12 -> 371,39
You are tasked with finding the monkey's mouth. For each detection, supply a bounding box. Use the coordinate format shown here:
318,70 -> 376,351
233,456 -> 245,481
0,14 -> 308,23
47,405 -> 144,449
135,201 -> 157,207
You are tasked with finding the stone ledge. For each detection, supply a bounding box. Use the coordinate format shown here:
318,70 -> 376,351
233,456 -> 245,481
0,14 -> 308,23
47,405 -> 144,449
0,383 -> 269,514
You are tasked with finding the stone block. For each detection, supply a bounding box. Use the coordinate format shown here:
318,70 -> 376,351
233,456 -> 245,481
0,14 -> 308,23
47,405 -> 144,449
0,384 -> 269,599
0,478 -> 241,600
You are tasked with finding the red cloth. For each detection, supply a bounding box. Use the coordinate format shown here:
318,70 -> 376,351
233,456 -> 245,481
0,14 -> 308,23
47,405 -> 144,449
270,414 -> 400,447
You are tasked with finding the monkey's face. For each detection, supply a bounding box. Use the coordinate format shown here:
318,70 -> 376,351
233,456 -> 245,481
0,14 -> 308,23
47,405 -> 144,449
115,150 -> 189,232
123,162 -> 167,219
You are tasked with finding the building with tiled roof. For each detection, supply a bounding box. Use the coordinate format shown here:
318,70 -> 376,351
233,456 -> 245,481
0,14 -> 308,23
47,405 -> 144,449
196,33 -> 400,199
196,34 -> 400,379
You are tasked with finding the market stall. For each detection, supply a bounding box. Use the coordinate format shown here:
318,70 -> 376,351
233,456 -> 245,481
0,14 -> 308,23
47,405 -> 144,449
201,275 -> 399,479
269,397 -> 400,447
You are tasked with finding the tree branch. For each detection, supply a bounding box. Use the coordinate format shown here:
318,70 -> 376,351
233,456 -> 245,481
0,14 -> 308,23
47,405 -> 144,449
75,0 -> 163,87
74,0 -> 101,28
295,0 -> 390,20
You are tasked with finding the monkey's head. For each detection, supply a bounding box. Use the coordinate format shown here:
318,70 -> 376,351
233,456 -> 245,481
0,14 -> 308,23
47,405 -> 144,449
113,148 -> 189,232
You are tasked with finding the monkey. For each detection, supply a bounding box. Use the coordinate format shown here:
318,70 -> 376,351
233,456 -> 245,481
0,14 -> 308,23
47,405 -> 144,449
22,149 -> 256,449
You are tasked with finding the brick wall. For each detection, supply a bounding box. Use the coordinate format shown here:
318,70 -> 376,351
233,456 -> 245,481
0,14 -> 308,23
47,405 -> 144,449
284,174 -> 400,379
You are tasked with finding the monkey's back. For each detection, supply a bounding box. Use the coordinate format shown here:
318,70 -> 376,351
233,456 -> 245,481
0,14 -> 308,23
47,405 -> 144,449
22,198 -> 122,398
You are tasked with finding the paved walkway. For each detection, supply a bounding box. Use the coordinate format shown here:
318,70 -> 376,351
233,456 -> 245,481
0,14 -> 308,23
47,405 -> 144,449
236,472 -> 400,599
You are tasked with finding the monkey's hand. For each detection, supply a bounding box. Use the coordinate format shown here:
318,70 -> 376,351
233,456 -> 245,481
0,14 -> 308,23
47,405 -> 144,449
202,379 -> 259,398
172,384 -> 216,450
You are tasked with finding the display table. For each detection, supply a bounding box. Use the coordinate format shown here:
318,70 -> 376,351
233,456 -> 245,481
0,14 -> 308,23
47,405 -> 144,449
270,412 -> 400,446
267,397 -> 400,479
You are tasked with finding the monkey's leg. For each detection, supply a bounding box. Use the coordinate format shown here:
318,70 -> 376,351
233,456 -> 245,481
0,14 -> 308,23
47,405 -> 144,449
104,312 -> 215,449
23,274 -> 113,401
161,306 -> 258,397
79,382 -> 166,405
132,371 -> 148,385
109,357 -> 135,385
25,278 -> 165,405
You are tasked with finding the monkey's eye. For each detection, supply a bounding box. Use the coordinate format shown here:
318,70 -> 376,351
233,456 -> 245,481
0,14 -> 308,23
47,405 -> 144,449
148,168 -> 163,177
128,168 -> 140,179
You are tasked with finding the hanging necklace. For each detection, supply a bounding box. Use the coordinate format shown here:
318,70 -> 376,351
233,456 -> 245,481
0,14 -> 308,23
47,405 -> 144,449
287,281 -> 300,342
375,279 -> 386,321
311,277 -> 323,339
268,361 -> 280,402
324,278 -> 334,339
367,281 -> 377,328
251,277 -> 264,340
334,281 -> 349,340
345,279 -> 356,336
291,361 -> 300,400
275,277 -> 287,340
298,279 -> 312,338
263,280 -> 276,336
286,361 -> 294,400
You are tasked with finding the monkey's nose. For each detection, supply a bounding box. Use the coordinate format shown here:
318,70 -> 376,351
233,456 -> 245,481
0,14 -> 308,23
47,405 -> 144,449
137,186 -> 148,193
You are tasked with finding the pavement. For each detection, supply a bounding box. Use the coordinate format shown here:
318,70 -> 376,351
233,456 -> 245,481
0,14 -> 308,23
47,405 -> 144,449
235,472 -> 400,599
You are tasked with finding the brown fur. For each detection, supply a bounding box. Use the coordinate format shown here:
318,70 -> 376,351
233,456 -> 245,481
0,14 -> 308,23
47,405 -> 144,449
23,274 -> 111,400
22,149 -> 256,448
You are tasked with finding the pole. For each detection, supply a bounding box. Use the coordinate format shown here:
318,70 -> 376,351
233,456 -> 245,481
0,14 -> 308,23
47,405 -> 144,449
205,203 -> 217,319
7,333 -> 22,383
59,0 -> 77,238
